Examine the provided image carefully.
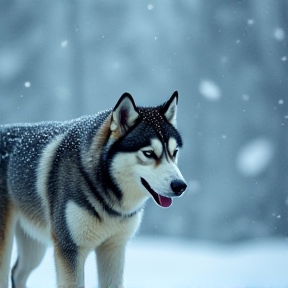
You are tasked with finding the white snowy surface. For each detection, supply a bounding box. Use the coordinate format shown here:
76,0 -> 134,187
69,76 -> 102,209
10,237 -> 288,288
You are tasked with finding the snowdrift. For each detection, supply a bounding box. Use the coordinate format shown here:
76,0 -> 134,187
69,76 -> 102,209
9,237 -> 288,288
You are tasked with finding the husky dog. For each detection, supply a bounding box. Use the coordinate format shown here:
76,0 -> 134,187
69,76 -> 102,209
0,91 -> 187,288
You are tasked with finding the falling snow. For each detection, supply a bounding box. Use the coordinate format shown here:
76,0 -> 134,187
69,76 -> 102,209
147,4 -> 154,10
61,40 -> 68,47
273,27 -> 285,41
236,138 -> 274,177
24,81 -> 31,88
242,94 -> 250,101
199,79 -> 221,101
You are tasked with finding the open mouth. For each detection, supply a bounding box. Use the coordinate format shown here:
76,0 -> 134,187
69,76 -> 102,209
140,177 -> 172,208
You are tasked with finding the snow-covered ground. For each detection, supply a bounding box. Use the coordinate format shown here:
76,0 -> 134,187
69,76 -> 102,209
9,237 -> 288,288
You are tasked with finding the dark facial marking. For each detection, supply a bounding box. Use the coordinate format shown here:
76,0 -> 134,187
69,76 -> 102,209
138,107 -> 165,140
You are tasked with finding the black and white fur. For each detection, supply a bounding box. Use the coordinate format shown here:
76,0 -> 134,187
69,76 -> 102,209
0,91 -> 187,288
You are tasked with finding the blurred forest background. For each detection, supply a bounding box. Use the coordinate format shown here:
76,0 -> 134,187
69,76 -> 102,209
0,0 -> 288,242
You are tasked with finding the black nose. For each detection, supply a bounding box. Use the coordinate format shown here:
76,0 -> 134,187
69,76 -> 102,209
171,179 -> 187,196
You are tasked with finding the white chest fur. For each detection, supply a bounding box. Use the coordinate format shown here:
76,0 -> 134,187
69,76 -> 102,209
65,201 -> 142,249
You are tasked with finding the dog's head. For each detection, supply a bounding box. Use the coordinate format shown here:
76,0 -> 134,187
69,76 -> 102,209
107,92 -> 187,210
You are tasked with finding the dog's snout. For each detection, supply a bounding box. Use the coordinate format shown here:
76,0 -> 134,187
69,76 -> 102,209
171,179 -> 187,196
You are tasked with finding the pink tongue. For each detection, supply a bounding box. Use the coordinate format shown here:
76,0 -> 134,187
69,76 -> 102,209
158,195 -> 172,208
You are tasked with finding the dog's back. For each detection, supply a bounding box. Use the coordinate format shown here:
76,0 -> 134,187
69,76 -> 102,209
0,113 -> 109,227
1,122 -> 61,222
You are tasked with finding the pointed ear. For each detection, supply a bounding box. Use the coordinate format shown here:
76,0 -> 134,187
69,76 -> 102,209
110,92 -> 139,134
160,91 -> 178,127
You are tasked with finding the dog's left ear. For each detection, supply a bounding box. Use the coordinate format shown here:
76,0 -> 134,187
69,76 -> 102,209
160,91 -> 178,127
110,92 -> 139,134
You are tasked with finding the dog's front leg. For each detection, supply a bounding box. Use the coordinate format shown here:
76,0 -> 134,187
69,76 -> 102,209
53,241 -> 87,288
96,237 -> 127,288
